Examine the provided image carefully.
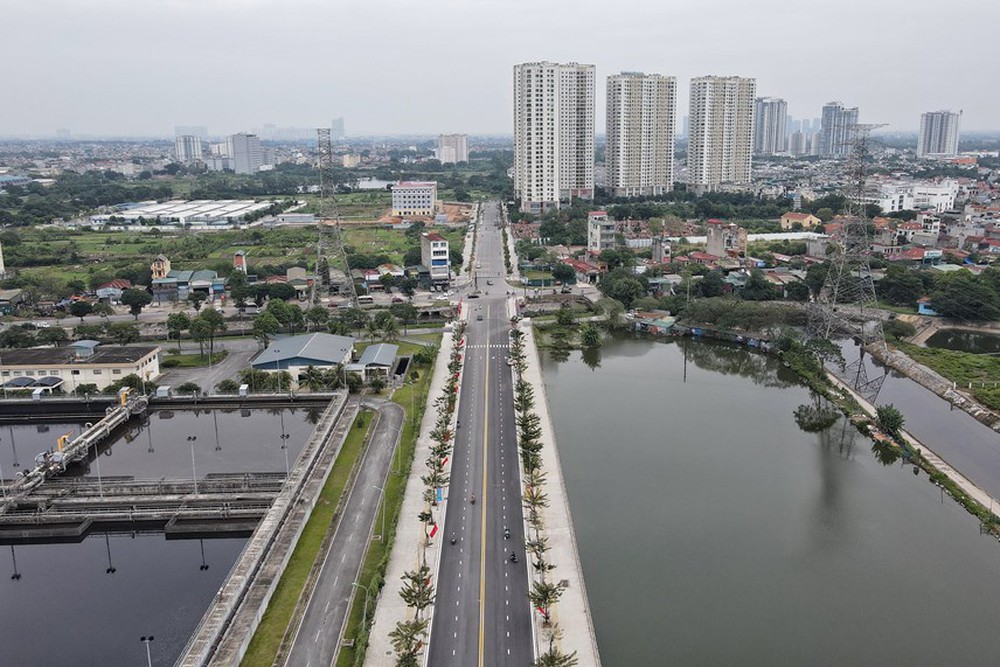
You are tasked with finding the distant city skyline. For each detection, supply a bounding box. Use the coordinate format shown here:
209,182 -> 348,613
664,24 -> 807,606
1,0 -> 996,137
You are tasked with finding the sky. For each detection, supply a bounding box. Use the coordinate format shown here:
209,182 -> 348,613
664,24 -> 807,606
2,0 -> 997,138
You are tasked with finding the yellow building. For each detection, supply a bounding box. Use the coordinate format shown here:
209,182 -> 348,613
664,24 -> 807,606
780,212 -> 821,230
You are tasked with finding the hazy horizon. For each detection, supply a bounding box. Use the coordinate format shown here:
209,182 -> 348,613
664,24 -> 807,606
2,0 -> 997,138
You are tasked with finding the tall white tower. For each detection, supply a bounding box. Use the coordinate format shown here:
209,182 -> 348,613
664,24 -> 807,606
753,97 -> 788,155
606,72 -> 677,197
686,76 -> 756,194
917,110 -> 961,158
513,61 -> 595,214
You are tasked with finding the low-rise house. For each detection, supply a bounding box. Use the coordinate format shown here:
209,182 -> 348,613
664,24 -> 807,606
345,343 -> 398,382
780,212 -> 821,230
96,279 -> 132,303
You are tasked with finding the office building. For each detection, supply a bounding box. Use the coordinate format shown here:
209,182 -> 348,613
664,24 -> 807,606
917,110 -> 961,158
174,135 -> 203,164
229,133 -> 264,175
606,72 -> 677,197
420,232 -> 451,285
753,97 -> 787,155
391,181 -> 438,217
436,134 -> 469,164
819,102 -> 858,156
513,61 -> 595,213
686,76 -> 756,193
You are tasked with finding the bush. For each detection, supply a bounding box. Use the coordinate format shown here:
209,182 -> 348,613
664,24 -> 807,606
883,319 -> 917,340
176,381 -> 202,395
161,358 -> 181,368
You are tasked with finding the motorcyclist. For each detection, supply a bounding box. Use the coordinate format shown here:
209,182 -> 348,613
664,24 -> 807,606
510,551 -> 517,563
470,494 -> 476,504
503,526 -> 510,539
450,534 -> 456,545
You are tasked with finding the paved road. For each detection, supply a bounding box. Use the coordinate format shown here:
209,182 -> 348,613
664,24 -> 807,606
428,201 -> 533,666
156,337 -> 260,391
284,397 -> 404,667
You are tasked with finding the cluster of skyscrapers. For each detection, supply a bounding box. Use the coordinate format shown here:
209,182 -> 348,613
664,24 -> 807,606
174,130 -> 267,174
512,62 -> 756,211
513,61 -> 963,212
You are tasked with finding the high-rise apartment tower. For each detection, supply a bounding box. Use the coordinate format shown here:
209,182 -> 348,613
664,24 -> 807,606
917,110 -> 961,158
513,61 -> 595,213
606,72 -> 677,197
753,97 -> 787,155
229,133 -> 264,175
819,102 -> 859,156
436,134 -> 469,164
686,76 -> 756,194
174,135 -> 203,164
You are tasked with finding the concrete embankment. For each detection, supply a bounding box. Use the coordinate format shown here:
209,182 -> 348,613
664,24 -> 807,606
517,310 -> 602,666
364,325 -> 457,665
826,370 -> 1000,524
176,392 -> 352,667
868,345 -> 1000,433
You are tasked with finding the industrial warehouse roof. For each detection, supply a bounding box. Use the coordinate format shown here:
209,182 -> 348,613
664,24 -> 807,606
0,346 -> 160,366
252,333 -> 355,368
356,343 -> 398,368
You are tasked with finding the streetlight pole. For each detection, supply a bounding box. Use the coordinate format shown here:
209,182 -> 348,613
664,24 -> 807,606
187,436 -> 198,495
198,538 -> 209,571
372,484 -> 385,541
351,582 -> 370,631
0,459 -> 6,501
140,636 -> 154,667
104,533 -> 116,574
94,443 -> 104,500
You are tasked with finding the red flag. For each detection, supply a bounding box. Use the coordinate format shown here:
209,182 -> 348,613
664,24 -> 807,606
442,456 -> 449,467
429,523 -> 438,538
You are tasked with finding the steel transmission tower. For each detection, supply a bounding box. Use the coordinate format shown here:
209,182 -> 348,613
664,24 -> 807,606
808,123 -> 887,402
316,128 -> 357,306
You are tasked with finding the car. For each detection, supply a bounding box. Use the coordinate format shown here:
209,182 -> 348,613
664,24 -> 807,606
467,292 -> 480,299
561,287 -> 572,294
34,321 -> 51,328
391,297 -> 404,303
487,280 -> 494,285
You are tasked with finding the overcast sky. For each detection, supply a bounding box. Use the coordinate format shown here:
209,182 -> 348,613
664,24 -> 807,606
2,0 -> 997,138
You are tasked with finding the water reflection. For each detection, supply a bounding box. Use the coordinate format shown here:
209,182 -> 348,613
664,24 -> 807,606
581,347 -> 602,370
543,336 -> 1000,665
926,328 -> 1000,355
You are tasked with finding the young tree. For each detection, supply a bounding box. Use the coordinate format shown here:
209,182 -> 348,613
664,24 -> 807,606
876,404 -> 905,437
529,580 -> 565,626
187,291 -> 207,311
252,311 -> 281,347
579,323 -> 602,348
107,322 -> 140,346
121,288 -> 153,320
195,309 -> 226,357
305,306 -> 329,332
93,302 -> 115,321
166,312 -> 191,351
69,300 -> 94,323
216,379 -> 240,394
176,381 -> 202,396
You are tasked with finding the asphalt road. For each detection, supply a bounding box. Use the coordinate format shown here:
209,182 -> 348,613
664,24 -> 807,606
428,201 -> 533,666
156,337 -> 261,392
284,397 -> 404,667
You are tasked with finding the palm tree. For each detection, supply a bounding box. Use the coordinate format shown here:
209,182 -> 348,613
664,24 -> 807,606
580,323 -> 602,348
300,365 -> 326,392
534,648 -> 579,667
399,564 -> 435,619
388,617 -> 428,666
529,580 -> 565,626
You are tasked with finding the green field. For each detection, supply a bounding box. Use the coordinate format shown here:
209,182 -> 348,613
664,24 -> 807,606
896,341 -> 1000,410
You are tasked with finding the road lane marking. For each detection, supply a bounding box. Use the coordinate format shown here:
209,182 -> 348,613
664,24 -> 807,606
478,303 -> 490,667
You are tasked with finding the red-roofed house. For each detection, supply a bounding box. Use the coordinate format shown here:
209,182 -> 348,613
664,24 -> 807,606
780,212 -> 821,230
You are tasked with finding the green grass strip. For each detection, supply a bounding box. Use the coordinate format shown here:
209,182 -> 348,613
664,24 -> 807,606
240,411 -> 371,666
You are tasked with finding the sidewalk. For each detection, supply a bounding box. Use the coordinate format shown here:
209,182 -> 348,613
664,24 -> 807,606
365,325 -> 457,665
502,203 -> 521,283
517,317 -> 602,665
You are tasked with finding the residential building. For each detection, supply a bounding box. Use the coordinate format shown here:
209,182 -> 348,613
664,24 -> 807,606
819,102 -> 858,156
686,76 -> 756,193
391,181 -> 438,217
0,344 -> 161,393
174,135 -> 203,164
331,117 -> 346,140
606,72 -> 676,197
652,236 -> 672,264
780,212 -> 821,230
705,219 -> 748,257
420,232 -> 450,285
513,61 -> 595,213
229,133 -> 264,175
436,134 -> 469,164
917,110 -> 961,158
233,251 -> 248,274
252,333 -> 355,389
150,254 -> 171,280
753,97 -> 787,155
587,211 -> 616,255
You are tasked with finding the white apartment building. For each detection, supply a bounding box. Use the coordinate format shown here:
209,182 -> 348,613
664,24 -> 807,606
819,102 -> 858,156
687,76 -> 756,194
436,134 -> 469,164
587,211 -> 616,255
860,179 -> 957,213
606,72 -> 676,197
513,62 -> 595,214
753,97 -> 787,155
391,181 -> 438,217
229,133 -> 264,175
917,110 -> 961,158
174,135 -> 203,164
420,232 -> 450,284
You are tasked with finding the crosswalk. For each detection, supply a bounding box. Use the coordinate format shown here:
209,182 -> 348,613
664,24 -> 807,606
465,344 -> 509,350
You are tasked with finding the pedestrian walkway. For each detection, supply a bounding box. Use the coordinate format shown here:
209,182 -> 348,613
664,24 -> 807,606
364,326 -> 457,665
516,308 -> 602,665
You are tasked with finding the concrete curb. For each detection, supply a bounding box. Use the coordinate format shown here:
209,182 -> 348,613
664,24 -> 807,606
519,322 -> 602,665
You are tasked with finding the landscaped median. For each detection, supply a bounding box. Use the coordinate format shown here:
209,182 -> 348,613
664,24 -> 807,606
240,410 -> 371,666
